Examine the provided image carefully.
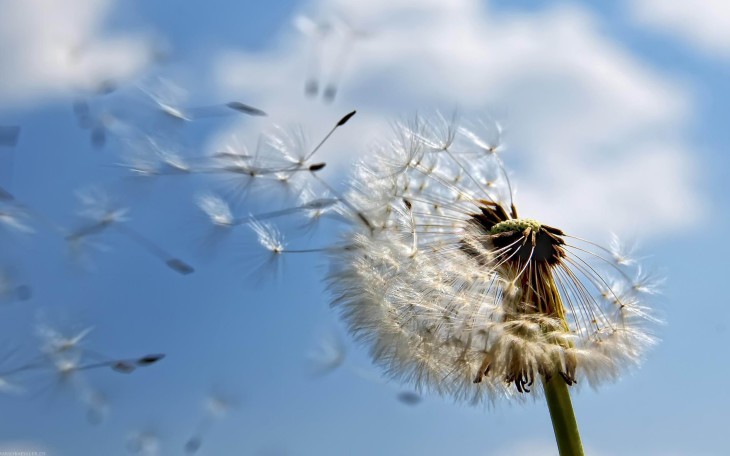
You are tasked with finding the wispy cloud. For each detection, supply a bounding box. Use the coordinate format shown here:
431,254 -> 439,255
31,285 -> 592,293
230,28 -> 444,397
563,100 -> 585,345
626,0 -> 730,59
0,0 -> 153,106
212,0 -> 704,238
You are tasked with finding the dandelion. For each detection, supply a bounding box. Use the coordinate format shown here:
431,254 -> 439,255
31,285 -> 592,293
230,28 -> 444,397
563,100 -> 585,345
321,114 -> 660,455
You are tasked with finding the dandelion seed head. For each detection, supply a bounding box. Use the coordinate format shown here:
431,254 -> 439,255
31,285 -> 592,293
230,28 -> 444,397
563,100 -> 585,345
327,114 -> 660,404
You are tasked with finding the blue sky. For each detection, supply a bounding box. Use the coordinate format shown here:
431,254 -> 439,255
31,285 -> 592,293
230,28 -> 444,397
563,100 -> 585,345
0,0 -> 728,455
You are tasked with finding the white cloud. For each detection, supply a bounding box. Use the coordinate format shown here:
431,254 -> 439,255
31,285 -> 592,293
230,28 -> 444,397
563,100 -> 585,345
0,0 -> 152,106
626,0 -> 730,58
213,0 -> 704,238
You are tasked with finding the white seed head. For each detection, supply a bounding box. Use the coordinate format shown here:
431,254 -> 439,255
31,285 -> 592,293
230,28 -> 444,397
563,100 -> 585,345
326,114 -> 660,403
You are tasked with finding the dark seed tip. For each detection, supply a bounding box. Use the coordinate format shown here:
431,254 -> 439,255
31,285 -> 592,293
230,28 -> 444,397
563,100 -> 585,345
336,110 -> 356,127
225,102 -> 267,116
137,353 -> 165,366
185,436 -> 202,453
166,259 -> 195,275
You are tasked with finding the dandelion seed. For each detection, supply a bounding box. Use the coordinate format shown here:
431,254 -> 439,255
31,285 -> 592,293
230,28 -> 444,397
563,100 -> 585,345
251,220 -> 285,255
37,325 -> 94,356
83,388 -> 110,424
67,188 -> 194,274
294,15 -> 333,97
184,391 -> 237,454
127,430 -> 161,456
295,14 -> 368,103
0,201 -> 34,234
139,77 -> 265,121
203,135 -> 303,203
111,354 -> 166,373
225,102 -> 267,117
609,233 -> 637,266
197,193 -> 235,228
396,391 -> 422,406
0,376 -> 23,395
297,186 -> 341,232
307,330 -> 346,376
184,437 -> 202,454
69,96 -> 118,150
0,268 -> 31,304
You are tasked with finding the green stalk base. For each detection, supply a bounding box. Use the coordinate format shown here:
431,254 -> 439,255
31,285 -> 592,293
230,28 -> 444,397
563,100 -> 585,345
543,378 -> 585,456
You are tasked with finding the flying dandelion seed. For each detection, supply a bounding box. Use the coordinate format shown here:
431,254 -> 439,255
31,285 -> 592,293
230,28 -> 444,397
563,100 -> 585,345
294,14 -> 369,103
306,329 -> 347,377
0,267 -> 31,304
127,429 -> 161,456
396,391 -> 422,406
66,188 -> 194,274
0,200 -> 35,235
138,76 -> 265,122
70,96 -> 120,150
184,391 -> 237,454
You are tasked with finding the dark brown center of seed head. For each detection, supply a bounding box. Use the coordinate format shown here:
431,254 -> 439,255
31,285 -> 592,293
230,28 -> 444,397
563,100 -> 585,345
468,201 -> 567,266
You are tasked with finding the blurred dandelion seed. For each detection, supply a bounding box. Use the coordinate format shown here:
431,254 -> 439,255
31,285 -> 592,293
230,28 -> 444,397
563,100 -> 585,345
396,391 -> 422,406
127,429 -> 161,456
295,14 -> 369,102
184,390 -> 237,454
67,188 -> 194,274
139,76 -> 265,122
0,267 -> 32,304
307,329 -> 346,377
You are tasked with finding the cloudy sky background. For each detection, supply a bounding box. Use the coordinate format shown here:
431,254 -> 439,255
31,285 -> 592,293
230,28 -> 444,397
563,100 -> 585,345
0,0 -> 728,455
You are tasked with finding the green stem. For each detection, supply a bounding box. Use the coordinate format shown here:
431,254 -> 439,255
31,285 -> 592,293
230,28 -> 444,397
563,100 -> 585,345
543,377 -> 585,456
